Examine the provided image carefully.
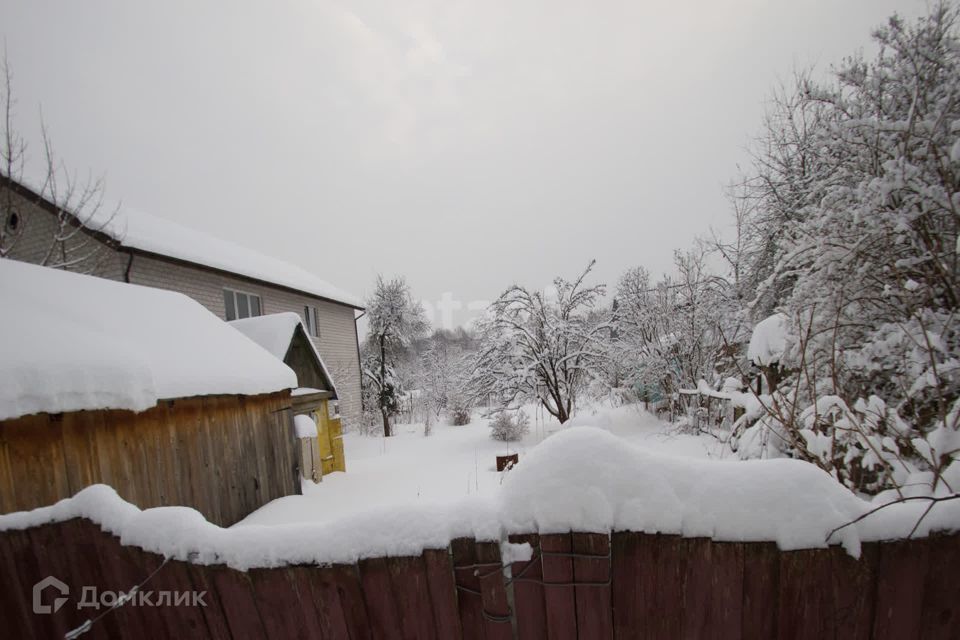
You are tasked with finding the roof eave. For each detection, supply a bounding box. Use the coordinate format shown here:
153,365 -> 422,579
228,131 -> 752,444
124,246 -> 366,311
0,174 -> 365,311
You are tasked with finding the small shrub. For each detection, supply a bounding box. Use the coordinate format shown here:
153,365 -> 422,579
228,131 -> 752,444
449,396 -> 472,425
357,408 -> 383,436
489,410 -> 530,441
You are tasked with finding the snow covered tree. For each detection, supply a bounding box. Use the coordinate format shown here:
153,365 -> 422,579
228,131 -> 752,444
0,54 -> 117,272
417,335 -> 472,420
612,249 -> 742,413
489,409 -> 530,441
362,276 -> 428,437
610,266 -> 675,398
471,261 -> 608,423
729,4 -> 960,494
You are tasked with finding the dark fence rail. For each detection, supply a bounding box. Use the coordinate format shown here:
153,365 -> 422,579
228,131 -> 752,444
1,518 -> 957,639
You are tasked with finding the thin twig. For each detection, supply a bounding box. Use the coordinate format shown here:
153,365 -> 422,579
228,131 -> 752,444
824,493 -> 960,543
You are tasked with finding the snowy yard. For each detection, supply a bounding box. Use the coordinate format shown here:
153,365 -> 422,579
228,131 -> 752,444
237,406 -> 723,528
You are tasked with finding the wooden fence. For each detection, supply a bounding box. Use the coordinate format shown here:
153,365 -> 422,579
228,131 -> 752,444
1,518 -> 957,639
0,392 -> 299,527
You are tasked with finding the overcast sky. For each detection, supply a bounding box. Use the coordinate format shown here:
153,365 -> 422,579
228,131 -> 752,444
2,0 -> 929,328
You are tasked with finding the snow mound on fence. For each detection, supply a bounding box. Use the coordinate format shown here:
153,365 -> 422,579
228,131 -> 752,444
498,427 -> 868,552
0,485 -> 500,570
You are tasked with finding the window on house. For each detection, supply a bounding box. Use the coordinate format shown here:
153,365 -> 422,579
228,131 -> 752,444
5,210 -> 20,233
224,289 -> 262,321
304,305 -> 320,337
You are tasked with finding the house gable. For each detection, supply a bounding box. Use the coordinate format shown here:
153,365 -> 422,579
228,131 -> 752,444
284,323 -> 337,396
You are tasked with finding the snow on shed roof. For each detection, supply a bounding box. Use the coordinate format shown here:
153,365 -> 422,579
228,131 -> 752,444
4,174 -> 363,309
0,259 -> 298,421
229,312 -> 337,396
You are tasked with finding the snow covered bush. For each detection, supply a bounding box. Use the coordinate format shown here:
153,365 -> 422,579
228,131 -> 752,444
449,396 -> 472,426
724,5 -> 960,495
489,410 -> 530,441
611,251 -> 746,421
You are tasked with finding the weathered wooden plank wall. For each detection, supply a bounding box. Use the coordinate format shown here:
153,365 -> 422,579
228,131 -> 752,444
1,519 -> 957,639
0,392 -> 298,526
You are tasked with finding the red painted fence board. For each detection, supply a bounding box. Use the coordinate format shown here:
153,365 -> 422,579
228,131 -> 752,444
741,542 -> 779,640
358,556 -> 403,640
873,538 -> 929,640
475,541 -> 512,640
921,535 -> 960,640
509,532 -> 547,640
387,555 -> 438,640
423,548 -> 462,640
540,533 -> 577,640
572,532 -> 613,640
451,537 -> 486,640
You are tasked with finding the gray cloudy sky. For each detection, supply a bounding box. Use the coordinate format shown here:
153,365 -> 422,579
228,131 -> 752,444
2,0 -> 927,327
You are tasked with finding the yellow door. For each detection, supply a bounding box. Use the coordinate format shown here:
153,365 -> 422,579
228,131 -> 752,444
316,401 -> 346,474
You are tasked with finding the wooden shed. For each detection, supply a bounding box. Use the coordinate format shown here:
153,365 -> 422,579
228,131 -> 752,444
230,313 -> 346,480
0,259 -> 302,526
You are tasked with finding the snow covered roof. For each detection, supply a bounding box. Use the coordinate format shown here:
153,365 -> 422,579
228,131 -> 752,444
748,313 -> 789,367
105,208 -> 363,309
0,259 -> 298,421
229,312 -> 337,396
4,174 -> 363,309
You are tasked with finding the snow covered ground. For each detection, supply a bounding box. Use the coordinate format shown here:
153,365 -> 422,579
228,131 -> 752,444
237,404 -> 725,528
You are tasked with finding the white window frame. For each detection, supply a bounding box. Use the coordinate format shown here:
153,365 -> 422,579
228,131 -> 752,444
304,305 -> 320,338
224,288 -> 263,321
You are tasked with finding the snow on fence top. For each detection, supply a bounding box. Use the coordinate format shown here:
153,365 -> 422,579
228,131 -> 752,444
0,259 -> 298,421
1,427 -> 957,567
748,312 -> 789,366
